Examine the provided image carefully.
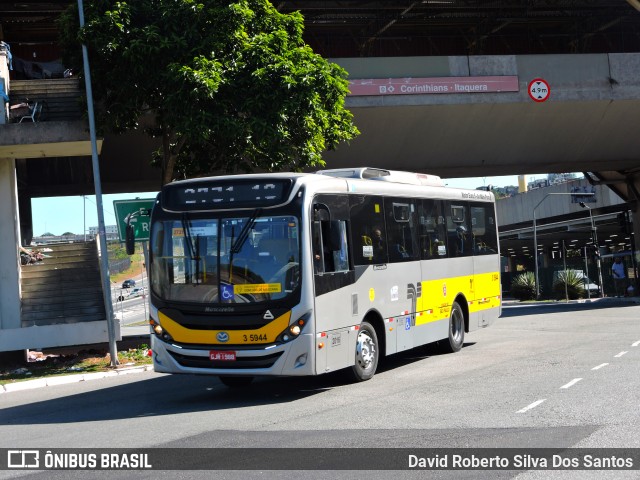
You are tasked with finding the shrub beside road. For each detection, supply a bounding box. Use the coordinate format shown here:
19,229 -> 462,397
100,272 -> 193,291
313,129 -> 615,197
0,344 -> 152,386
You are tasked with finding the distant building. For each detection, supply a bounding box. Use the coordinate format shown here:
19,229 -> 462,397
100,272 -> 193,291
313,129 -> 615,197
88,225 -> 119,240
525,173 -> 582,191
528,178 -> 549,190
32,225 -> 119,244
547,173 -> 579,184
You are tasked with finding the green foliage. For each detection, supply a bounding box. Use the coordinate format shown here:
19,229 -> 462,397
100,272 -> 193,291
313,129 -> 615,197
510,272 -> 537,301
119,344 -> 152,363
58,0 -> 359,183
552,270 -> 585,300
0,344 -> 151,385
108,243 -> 130,260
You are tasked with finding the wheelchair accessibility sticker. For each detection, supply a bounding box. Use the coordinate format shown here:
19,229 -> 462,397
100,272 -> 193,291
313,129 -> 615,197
220,284 -> 234,301
405,316 -> 411,330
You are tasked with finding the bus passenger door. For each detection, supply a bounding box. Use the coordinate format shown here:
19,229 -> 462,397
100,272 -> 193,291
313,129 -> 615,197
312,195 -> 355,374
470,203 -> 500,327
384,198 -> 421,352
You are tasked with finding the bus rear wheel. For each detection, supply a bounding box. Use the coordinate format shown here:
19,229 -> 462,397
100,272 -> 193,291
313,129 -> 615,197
441,301 -> 465,353
349,321 -> 379,382
219,376 -> 254,388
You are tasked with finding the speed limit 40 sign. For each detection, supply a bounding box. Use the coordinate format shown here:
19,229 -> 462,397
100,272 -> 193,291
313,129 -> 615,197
528,78 -> 550,102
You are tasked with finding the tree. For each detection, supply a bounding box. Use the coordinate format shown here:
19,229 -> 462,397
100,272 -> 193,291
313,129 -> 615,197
59,0 -> 359,184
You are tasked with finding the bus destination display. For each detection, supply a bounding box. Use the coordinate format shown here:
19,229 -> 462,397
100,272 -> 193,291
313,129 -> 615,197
162,179 -> 291,210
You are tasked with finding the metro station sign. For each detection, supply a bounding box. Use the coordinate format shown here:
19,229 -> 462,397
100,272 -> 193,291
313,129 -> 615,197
348,76 -> 519,96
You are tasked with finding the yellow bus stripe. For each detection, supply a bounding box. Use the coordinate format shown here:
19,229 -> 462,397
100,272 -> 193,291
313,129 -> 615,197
415,271 -> 501,323
158,310 -> 291,344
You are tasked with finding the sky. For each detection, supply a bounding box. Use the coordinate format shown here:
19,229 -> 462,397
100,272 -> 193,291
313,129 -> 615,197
31,192 -> 159,237
29,174 -> 550,236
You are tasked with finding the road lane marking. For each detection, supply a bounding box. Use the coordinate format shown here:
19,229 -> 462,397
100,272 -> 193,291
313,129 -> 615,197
591,363 -> 609,370
560,378 -> 583,389
615,351 -> 628,358
517,399 -> 546,413
632,341 -> 640,347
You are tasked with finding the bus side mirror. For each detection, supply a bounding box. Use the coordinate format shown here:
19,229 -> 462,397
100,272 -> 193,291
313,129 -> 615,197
125,224 -> 135,255
313,203 -> 331,222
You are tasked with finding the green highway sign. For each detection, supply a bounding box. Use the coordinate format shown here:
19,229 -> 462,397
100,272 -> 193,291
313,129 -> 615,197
113,199 -> 155,242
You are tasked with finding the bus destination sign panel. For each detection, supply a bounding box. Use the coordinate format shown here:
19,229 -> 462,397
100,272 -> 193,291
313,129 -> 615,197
163,179 -> 292,211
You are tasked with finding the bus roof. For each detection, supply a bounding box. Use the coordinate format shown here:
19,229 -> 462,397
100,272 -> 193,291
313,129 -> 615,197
317,167 -> 445,187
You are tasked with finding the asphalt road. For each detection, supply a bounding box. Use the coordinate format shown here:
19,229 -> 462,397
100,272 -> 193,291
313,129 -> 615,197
1,301 -> 639,480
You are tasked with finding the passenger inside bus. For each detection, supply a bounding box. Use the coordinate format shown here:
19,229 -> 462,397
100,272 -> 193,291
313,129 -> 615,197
372,227 -> 385,257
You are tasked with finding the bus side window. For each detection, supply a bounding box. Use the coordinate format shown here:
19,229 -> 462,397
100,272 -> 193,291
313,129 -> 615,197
419,200 -> 447,259
313,220 -> 350,274
329,220 -> 349,272
446,202 -> 472,257
384,198 -> 418,262
471,203 -> 498,255
350,195 -> 388,265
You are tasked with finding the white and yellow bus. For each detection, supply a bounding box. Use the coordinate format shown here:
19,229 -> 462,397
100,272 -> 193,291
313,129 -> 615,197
136,168 -> 501,386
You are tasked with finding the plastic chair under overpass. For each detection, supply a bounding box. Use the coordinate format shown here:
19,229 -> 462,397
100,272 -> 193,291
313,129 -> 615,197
18,101 -> 41,123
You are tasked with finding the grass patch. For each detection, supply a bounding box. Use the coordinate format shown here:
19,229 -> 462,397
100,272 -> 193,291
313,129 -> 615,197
0,345 -> 152,386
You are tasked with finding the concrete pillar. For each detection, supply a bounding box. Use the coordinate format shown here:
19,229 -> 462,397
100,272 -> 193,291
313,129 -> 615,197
0,48 -> 9,124
0,158 -> 22,330
631,206 -> 639,292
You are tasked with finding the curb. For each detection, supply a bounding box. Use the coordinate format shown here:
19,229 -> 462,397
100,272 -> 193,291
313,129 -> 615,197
502,297 -> 640,306
0,365 -> 154,394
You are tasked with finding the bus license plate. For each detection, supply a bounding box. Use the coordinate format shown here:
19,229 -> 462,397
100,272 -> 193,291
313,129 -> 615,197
210,351 -> 236,361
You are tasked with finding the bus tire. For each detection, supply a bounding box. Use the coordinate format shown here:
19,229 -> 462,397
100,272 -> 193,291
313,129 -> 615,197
219,376 -> 254,388
442,301 -> 465,353
349,321 -> 379,382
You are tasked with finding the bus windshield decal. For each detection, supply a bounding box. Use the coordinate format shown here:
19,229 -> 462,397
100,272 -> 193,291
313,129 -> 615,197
234,283 -> 282,294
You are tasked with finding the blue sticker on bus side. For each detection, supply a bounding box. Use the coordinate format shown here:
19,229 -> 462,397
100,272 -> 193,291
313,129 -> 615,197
405,316 -> 411,330
220,284 -> 234,301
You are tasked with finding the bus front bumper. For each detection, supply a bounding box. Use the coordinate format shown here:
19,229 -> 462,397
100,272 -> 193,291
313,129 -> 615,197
150,333 -> 316,377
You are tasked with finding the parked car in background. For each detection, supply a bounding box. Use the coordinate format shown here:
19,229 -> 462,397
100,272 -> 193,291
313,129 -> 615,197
117,286 -> 147,302
553,270 -> 600,296
122,279 -> 136,289
127,287 -> 146,298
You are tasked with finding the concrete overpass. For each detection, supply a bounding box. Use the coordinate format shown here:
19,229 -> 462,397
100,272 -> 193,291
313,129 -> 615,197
329,54 -> 640,179
5,53 -> 640,193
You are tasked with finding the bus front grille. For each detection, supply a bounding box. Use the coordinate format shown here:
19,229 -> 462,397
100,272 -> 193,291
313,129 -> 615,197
167,350 -> 283,369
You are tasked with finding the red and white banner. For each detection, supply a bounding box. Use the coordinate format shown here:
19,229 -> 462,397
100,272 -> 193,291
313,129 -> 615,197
348,76 -> 519,96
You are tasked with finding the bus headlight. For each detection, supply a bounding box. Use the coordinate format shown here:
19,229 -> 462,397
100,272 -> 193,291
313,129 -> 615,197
289,325 -> 301,336
150,319 -> 173,342
277,312 -> 310,343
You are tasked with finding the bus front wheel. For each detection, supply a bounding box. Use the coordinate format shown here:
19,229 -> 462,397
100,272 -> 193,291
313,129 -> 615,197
441,301 -> 465,353
349,321 -> 379,382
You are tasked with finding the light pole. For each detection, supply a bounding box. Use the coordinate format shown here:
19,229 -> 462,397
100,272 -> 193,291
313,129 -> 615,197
533,192 -> 595,299
83,195 -> 86,242
579,202 -> 604,297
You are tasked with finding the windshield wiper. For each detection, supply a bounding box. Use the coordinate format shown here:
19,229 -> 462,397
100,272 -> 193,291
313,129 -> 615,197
231,208 -> 261,255
228,209 -> 261,283
181,212 -> 201,284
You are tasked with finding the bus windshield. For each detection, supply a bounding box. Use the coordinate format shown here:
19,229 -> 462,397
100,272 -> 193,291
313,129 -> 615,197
149,211 -> 301,304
